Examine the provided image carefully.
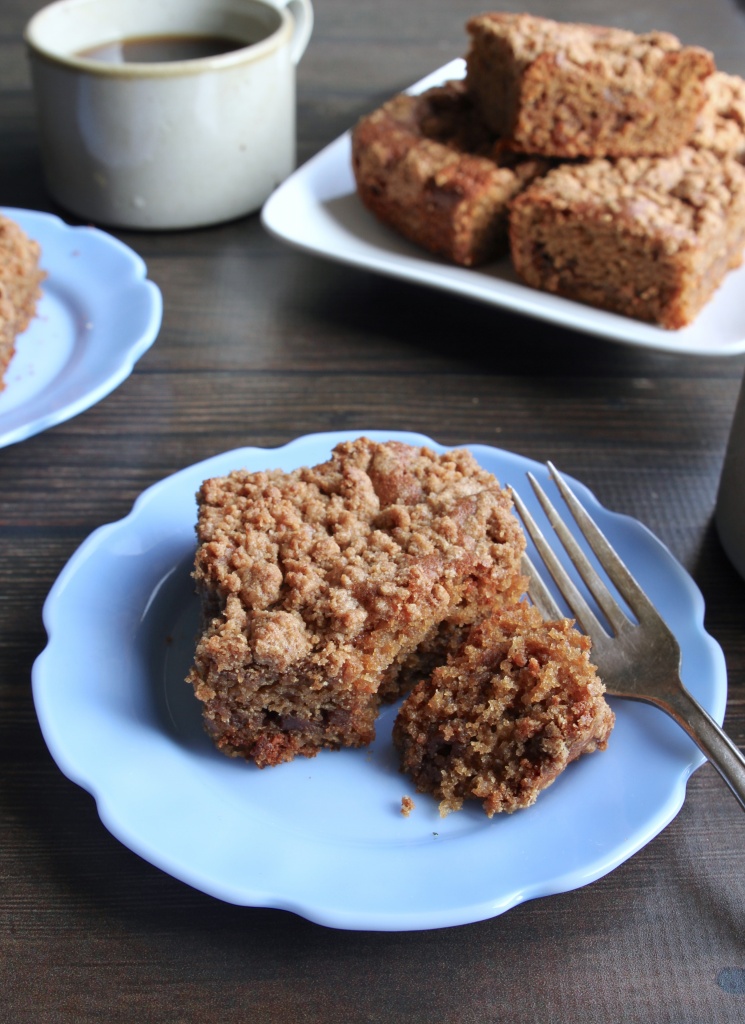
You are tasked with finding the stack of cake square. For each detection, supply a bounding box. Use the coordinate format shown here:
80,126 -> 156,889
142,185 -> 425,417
351,12 -> 745,329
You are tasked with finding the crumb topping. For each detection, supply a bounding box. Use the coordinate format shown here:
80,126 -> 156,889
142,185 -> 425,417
468,13 -> 701,83
357,85 -> 545,201
691,71 -> 745,161
520,148 -> 745,250
195,440 -> 522,672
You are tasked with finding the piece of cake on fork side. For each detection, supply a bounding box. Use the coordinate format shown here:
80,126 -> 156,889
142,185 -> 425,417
187,438 -> 526,768
393,601 -> 615,817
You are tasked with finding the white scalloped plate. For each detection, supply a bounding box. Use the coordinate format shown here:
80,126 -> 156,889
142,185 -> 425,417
0,208 -> 162,447
262,59 -> 745,357
31,431 -> 727,930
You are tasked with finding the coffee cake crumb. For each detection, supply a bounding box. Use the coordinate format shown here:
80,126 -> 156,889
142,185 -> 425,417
401,795 -> 415,816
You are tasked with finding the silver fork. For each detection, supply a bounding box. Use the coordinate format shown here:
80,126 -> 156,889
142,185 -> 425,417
510,462 -> 745,812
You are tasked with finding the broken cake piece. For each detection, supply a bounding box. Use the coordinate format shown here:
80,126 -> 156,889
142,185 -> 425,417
393,601 -> 615,817
187,438 -> 526,767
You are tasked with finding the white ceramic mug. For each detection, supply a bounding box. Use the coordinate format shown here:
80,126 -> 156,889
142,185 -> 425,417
716,372 -> 745,580
25,0 -> 313,229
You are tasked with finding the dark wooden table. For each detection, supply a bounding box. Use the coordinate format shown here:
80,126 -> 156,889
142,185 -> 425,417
2,1 -> 744,1021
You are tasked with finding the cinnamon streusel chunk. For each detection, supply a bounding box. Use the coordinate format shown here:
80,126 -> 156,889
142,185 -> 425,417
0,214 -> 45,390
351,80 -> 547,267
691,71 -> 745,163
393,602 -> 615,817
509,147 -> 745,328
187,438 -> 526,767
465,12 -> 714,158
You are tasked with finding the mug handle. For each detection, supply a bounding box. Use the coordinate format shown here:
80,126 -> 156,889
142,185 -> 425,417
279,0 -> 314,65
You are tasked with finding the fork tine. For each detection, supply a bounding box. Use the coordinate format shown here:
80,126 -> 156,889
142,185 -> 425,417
528,469 -> 630,636
546,462 -> 660,625
509,484 -> 607,639
517,467 -> 745,816
520,553 -> 564,620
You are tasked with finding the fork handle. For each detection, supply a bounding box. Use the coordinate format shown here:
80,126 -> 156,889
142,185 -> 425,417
656,686 -> 745,812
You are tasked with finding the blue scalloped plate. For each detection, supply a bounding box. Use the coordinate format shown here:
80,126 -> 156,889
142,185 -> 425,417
0,207 -> 162,447
31,431 -> 727,930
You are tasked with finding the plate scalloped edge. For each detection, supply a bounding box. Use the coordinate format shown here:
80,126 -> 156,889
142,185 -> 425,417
31,430 -> 728,930
0,206 -> 163,448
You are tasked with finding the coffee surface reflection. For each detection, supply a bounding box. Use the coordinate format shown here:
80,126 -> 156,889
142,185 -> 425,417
78,34 -> 248,62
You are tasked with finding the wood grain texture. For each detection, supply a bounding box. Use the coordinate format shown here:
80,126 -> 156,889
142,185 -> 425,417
1,1 -> 744,1021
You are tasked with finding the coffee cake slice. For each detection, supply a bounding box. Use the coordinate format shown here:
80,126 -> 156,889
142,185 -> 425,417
351,80 -> 548,267
187,438 -> 526,767
0,214 -> 44,390
393,602 -> 615,817
509,147 -> 745,328
465,12 -> 714,158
